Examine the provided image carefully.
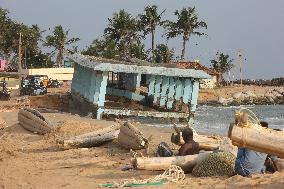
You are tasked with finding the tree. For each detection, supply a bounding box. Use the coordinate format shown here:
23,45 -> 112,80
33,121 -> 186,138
153,44 -> 174,63
25,50 -> 52,68
82,38 -> 119,59
138,5 -> 165,62
210,52 -> 234,82
0,8 -> 40,56
129,42 -> 147,60
104,10 -> 140,60
165,7 -> 207,60
44,25 -> 79,67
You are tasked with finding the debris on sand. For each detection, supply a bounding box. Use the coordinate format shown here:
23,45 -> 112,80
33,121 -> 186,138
118,121 -> 148,150
18,108 -> 53,134
56,122 -> 120,149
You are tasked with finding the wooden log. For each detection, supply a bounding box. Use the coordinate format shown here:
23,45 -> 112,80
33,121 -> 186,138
57,123 -> 120,149
118,121 -> 148,150
131,152 -> 212,172
228,123 -> 284,158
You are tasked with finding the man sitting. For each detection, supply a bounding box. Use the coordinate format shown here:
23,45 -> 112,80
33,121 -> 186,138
234,121 -> 268,176
157,127 -> 199,157
178,127 -> 199,156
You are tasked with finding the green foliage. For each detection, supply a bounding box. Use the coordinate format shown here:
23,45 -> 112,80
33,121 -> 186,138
0,8 -> 42,58
210,52 -> 234,81
82,38 -> 119,59
164,7 -> 207,59
104,10 -> 141,60
153,44 -> 174,63
138,5 -> 165,62
44,25 -> 79,66
25,50 -> 52,68
129,42 -> 147,60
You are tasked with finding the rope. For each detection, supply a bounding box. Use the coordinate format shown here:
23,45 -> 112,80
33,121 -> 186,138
235,107 -> 260,128
100,165 -> 185,188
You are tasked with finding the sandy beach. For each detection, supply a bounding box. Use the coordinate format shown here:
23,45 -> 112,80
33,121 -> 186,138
0,106 -> 284,189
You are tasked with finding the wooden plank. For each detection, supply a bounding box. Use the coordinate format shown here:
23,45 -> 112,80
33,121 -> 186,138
153,76 -> 162,104
166,77 -> 176,109
159,76 -> 170,107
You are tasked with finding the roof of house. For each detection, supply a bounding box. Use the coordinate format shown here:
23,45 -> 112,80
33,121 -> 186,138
66,53 -> 212,79
175,61 -> 220,77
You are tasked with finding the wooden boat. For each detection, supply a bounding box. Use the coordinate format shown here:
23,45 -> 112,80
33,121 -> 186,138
18,108 -> 53,134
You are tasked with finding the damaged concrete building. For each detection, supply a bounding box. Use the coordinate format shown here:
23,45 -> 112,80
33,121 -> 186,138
67,53 -> 211,123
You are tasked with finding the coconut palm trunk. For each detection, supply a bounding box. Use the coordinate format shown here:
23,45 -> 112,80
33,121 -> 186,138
151,29 -> 155,62
56,48 -> 63,67
181,36 -> 187,60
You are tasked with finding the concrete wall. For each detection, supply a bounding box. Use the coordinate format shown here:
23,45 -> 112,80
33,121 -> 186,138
22,68 -> 74,81
200,76 -> 217,89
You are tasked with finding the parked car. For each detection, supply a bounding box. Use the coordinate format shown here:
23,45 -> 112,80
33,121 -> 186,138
26,75 -> 49,87
20,77 -> 47,96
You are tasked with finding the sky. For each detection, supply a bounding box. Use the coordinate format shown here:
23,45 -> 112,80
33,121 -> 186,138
1,0 -> 284,79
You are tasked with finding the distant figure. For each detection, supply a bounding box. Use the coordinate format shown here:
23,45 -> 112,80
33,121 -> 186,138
235,121 -> 268,176
178,127 -> 199,156
265,128 -> 282,173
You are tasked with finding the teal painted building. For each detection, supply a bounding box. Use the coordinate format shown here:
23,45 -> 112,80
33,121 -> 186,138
67,53 -> 211,123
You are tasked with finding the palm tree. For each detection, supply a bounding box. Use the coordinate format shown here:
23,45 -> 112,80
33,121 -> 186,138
165,7 -> 207,60
104,10 -> 140,60
210,52 -> 234,83
138,5 -> 165,62
153,44 -> 174,63
44,25 -> 79,67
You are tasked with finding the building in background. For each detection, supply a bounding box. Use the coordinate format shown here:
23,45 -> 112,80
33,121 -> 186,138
176,61 -> 220,89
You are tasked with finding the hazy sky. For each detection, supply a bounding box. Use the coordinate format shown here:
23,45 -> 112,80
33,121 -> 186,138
1,0 -> 284,79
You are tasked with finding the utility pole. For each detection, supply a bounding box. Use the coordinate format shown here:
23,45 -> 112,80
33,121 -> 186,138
238,50 -> 243,87
18,33 -> 22,76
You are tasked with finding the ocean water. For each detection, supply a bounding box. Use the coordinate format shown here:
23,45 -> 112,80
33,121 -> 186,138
138,105 -> 284,136
193,105 -> 284,135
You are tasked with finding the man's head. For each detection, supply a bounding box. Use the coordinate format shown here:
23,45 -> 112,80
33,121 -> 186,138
260,121 -> 268,128
182,127 -> 193,142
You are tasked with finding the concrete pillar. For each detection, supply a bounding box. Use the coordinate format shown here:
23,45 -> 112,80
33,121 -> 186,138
188,79 -> 200,124
93,71 -> 108,120
153,76 -> 162,104
166,77 -> 175,110
160,76 -> 170,107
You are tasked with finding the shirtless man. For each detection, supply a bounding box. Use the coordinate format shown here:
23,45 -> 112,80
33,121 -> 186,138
178,127 -> 199,156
